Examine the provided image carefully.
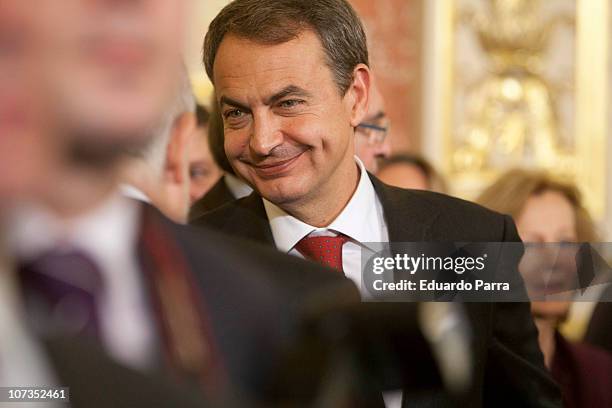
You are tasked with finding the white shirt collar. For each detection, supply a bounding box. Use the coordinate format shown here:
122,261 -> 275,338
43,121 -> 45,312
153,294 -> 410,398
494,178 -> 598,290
119,184 -> 151,204
224,174 -> 253,199
8,191 -> 141,263
263,157 -> 386,252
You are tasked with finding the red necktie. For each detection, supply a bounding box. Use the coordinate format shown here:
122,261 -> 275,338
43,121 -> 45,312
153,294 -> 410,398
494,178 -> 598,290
294,234 -> 349,273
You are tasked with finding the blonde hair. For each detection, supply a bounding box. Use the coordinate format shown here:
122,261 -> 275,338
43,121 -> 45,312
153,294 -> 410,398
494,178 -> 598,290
476,168 -> 598,242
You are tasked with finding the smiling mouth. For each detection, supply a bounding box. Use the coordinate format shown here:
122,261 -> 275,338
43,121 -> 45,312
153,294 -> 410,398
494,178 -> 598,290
248,152 -> 305,178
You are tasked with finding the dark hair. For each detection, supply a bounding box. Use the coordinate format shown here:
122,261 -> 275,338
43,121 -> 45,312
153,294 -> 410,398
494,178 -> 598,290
379,154 -> 448,193
195,104 -> 210,127
203,0 -> 369,95
206,94 -> 235,175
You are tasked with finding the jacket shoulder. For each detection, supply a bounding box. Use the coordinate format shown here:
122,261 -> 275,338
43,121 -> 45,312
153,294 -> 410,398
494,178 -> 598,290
188,178 -> 235,222
190,194 -> 271,242
376,182 -> 518,242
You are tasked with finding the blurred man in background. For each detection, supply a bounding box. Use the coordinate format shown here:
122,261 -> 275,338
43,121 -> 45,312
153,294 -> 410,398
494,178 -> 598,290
354,78 -> 392,174
378,153 -> 448,193
188,104 -> 223,205
189,98 -> 252,220
120,66 -> 197,223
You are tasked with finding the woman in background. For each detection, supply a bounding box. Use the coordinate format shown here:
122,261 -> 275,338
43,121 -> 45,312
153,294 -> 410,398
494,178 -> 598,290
477,168 -> 611,408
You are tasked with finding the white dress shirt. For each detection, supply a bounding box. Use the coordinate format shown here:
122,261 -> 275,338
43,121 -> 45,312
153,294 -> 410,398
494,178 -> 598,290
9,193 -> 157,370
264,157 -> 389,290
0,254 -> 59,392
225,173 -> 253,199
262,157 -> 401,408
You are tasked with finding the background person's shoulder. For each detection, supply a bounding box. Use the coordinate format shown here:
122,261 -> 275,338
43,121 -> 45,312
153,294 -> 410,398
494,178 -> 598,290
380,183 -> 515,242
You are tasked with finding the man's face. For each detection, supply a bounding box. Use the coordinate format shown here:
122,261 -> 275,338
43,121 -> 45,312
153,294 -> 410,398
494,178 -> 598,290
188,125 -> 223,204
214,31 -> 367,207
354,82 -> 391,174
39,0 -> 187,148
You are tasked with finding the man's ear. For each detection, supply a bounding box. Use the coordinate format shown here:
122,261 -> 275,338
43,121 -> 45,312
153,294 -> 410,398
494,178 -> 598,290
165,111 -> 197,184
347,64 -> 371,127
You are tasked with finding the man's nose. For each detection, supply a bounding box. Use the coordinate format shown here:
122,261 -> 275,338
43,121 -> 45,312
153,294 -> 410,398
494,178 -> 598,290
249,113 -> 283,157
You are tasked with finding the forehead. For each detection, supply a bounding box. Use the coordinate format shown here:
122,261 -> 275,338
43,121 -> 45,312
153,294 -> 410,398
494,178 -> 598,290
520,191 -> 576,227
213,30 -> 330,98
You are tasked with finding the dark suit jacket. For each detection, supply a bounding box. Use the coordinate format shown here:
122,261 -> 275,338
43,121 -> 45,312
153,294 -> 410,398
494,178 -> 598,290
189,176 -> 236,222
141,204 -> 360,403
21,204 -> 358,407
551,332 -> 612,408
584,284 -> 612,354
43,335 -> 223,408
192,177 -> 562,407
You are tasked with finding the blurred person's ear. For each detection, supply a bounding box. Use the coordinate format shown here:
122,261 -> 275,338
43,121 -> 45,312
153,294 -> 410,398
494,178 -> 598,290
165,112 -> 197,185
161,111 -> 196,223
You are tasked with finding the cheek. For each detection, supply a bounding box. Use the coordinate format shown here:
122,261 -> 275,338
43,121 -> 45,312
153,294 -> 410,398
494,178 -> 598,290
282,115 -> 350,154
194,176 -> 215,190
224,129 -> 250,159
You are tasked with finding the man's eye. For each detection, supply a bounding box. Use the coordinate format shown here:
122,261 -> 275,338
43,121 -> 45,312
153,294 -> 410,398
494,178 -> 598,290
279,99 -> 303,109
224,109 -> 244,119
190,166 -> 209,179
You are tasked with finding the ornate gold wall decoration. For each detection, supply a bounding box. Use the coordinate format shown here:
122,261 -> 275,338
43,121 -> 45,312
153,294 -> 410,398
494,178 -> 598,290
428,0 -> 608,218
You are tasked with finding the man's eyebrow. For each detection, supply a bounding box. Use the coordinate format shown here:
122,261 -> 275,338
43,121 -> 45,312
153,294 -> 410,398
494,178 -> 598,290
218,96 -> 251,113
264,85 -> 312,106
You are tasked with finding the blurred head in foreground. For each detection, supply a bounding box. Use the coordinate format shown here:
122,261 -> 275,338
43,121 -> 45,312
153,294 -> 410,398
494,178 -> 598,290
378,154 -> 448,193
477,168 -> 597,365
39,0 -> 188,163
121,66 -> 197,223
24,0 -> 189,218
188,104 -> 223,204
354,78 -> 392,174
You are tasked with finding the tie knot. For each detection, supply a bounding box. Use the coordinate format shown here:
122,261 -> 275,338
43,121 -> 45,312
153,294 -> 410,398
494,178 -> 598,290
294,234 -> 349,272
18,248 -> 104,338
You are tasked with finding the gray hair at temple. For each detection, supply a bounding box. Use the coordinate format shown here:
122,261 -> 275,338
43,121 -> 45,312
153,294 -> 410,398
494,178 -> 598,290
136,65 -> 196,179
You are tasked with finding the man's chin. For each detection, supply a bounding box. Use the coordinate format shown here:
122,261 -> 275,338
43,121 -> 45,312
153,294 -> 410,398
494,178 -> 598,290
252,180 -> 307,208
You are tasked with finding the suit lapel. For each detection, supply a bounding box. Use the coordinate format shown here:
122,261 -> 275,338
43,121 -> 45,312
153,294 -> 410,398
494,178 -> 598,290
137,205 -> 228,392
370,176 -> 439,242
235,177 -> 441,245
43,335 -> 211,408
230,193 -> 276,245
188,177 -> 236,221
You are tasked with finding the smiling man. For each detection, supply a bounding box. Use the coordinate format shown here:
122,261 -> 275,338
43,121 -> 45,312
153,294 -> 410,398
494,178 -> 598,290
214,29 -> 365,226
194,0 -> 561,406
